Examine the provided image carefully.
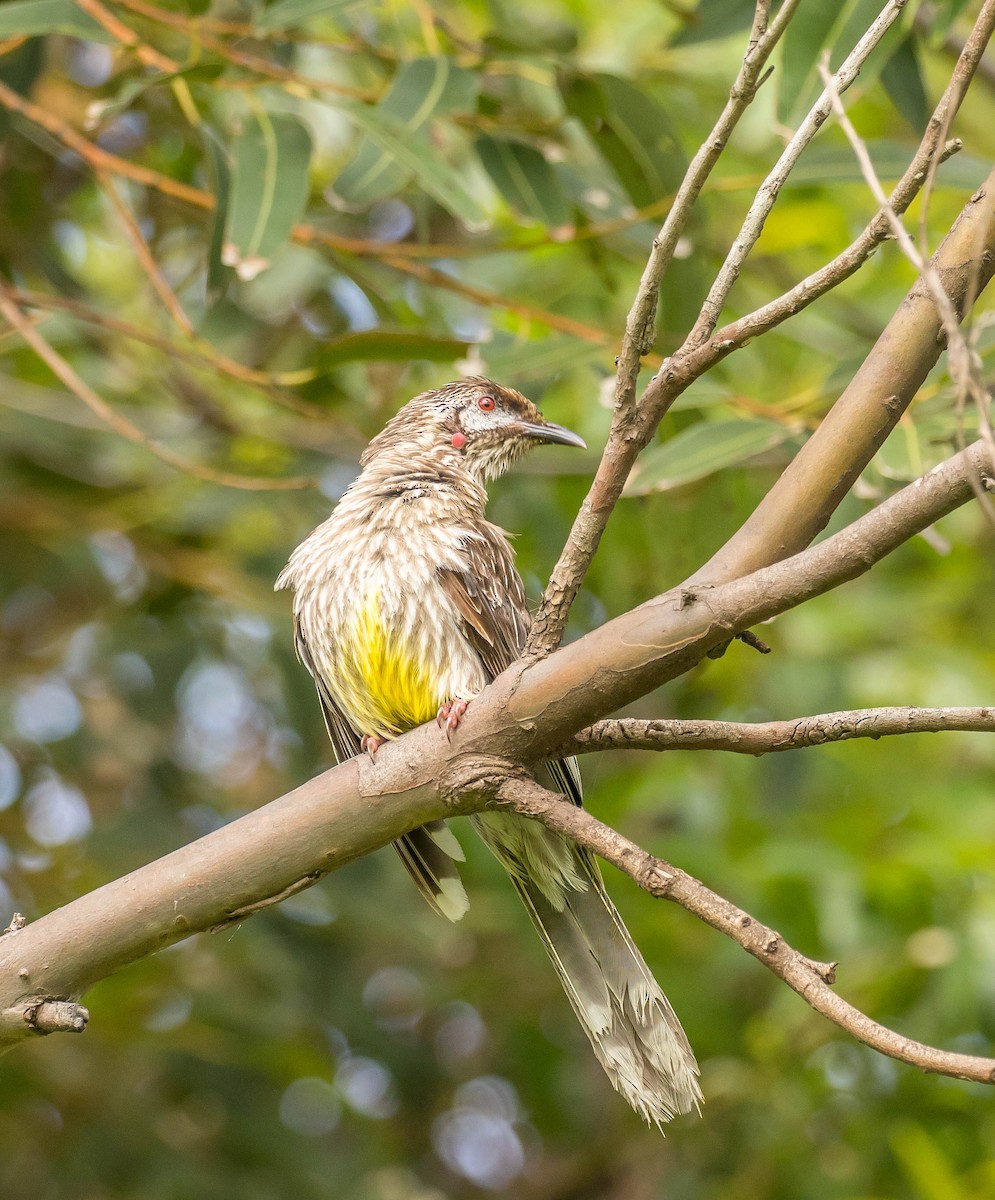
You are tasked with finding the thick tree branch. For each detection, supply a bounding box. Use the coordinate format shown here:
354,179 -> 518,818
0,439 -> 989,1047
572,707 -> 995,756
689,166 -> 995,585
495,777 -> 995,1085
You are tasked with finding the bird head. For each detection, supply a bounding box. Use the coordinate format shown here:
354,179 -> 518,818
361,377 -> 586,482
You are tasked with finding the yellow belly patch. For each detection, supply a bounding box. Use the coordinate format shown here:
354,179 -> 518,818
340,593 -> 439,736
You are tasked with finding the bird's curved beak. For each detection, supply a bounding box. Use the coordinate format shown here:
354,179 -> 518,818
519,420 -> 587,449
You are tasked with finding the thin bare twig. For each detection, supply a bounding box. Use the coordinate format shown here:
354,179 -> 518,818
1,288 -> 334,420
571,707 -> 995,756
526,0 -> 803,655
688,0 -> 909,349
818,53 -> 995,483
98,172 -> 195,336
527,0 -> 909,657
0,281 -> 313,491
76,0 -> 178,71
676,0 -> 995,378
496,776 -> 995,1085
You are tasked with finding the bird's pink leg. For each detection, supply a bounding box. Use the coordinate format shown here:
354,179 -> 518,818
360,734 -> 384,759
437,699 -> 469,741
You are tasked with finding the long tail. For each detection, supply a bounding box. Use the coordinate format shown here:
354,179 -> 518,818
472,811 -> 701,1126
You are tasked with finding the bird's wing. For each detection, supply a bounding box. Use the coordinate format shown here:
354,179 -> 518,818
438,523 -> 530,682
293,616 -> 469,922
293,618 -> 362,762
438,523 -> 583,807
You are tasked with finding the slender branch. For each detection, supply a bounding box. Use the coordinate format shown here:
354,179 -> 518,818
527,0 -> 912,656
0,280 -> 314,491
3,288 -> 333,418
75,0 -> 179,72
572,707 -> 995,756
495,777 -> 995,1085
98,171 -> 195,336
660,0 -> 995,386
614,0 -> 801,379
687,0 -> 909,349
818,54 -> 995,481
525,0 -> 803,657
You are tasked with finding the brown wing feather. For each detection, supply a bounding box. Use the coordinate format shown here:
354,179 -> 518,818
293,617 -> 469,921
439,524 -> 583,807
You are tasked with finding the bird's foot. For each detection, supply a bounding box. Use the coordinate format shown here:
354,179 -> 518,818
437,699 -> 468,742
360,734 -> 384,760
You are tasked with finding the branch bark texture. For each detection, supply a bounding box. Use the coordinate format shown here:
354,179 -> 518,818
573,707 -> 995,756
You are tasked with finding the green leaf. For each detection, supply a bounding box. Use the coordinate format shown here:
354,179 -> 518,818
315,330 -> 471,369
85,64 -> 223,129
0,37 -> 42,136
778,0 -> 912,124
201,127 -> 233,306
475,136 -> 568,227
334,58 -> 478,209
624,419 -> 791,494
671,0 -> 757,46
924,0 -> 974,41
340,104 -> 487,228
777,3 -> 842,124
480,335 -> 604,381
881,34 -> 929,133
0,0 -> 112,41
560,73 -> 683,209
223,112 -> 312,280
254,0 -> 359,33
783,142 -> 990,192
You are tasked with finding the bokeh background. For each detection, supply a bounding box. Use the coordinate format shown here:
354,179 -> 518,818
1,0 -> 994,1195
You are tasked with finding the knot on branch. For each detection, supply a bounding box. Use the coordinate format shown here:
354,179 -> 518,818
25,998 -> 89,1035
633,855 -> 677,897
437,755 -> 527,813
1,913 -> 25,937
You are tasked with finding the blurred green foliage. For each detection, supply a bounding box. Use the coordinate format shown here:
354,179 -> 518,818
1,0 -> 994,1196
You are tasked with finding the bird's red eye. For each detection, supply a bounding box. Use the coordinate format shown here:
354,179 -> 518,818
478,395 -> 496,412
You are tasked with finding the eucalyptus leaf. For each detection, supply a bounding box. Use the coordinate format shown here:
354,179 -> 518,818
475,135 -> 568,227
223,111 -> 312,280
777,2 -> 842,124
0,0 -> 111,40
881,34 -> 930,133
201,127 -> 234,306
341,104 -> 487,228
334,58 -> 478,210
315,331 -> 470,369
254,0 -> 358,32
560,73 -> 683,209
624,419 -> 791,494
85,65 -> 223,129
